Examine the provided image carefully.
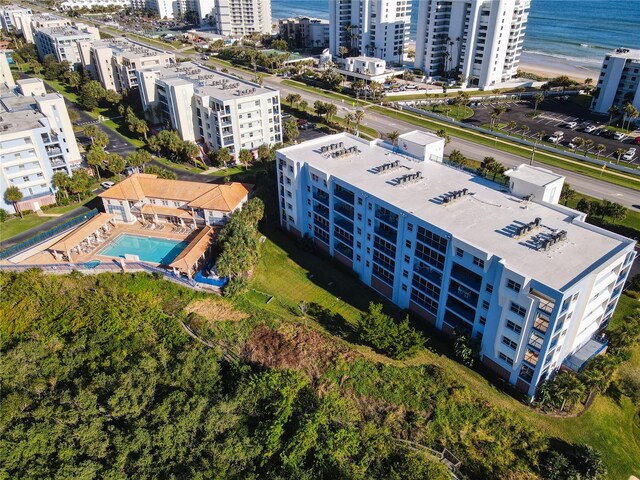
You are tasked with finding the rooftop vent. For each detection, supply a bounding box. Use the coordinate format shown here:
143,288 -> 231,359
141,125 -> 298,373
395,171 -> 423,186
441,188 -> 469,204
375,159 -> 400,174
538,229 -> 567,251
514,217 -> 543,237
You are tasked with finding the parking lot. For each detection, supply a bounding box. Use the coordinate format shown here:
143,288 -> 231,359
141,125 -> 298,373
467,97 -> 639,165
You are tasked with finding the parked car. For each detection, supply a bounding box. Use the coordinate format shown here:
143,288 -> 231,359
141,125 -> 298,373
201,55 -> 209,60
622,148 -> 636,161
613,132 -> 626,141
634,136 -> 640,145
564,121 -> 578,129
548,131 -> 564,143
601,129 -> 616,138
100,181 -> 115,189
567,137 -> 582,149
583,125 -> 597,133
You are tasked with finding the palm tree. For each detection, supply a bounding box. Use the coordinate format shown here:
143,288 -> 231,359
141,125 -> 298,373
52,171 -> 71,199
285,93 -> 296,106
623,103 -> 639,131
533,93 -> 544,114
571,137 -> 585,153
344,113 -> 354,133
583,139 -> 593,156
594,144 -> 606,161
614,147 -> 626,164
607,105 -> 619,125
536,130 -> 546,143
521,124 -> 530,139
506,120 -> 517,132
299,99 -> 308,113
436,129 -> 451,144
354,110 -> 365,132
4,186 -> 24,218
387,130 -> 400,146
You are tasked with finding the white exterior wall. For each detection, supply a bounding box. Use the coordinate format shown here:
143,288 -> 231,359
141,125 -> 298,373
329,0 -> 411,64
0,50 -> 15,88
212,0 -> 271,37
36,94 -> 82,166
0,5 -> 32,33
34,25 -> 99,67
60,0 -> 130,9
592,49 -> 640,114
276,134 -> 636,397
415,0 -> 530,89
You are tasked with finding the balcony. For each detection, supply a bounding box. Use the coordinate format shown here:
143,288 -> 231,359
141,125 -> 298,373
533,314 -> 549,334
450,263 -> 482,292
313,191 -> 329,206
448,280 -> 479,307
413,263 -> 443,285
374,209 -> 399,228
374,225 -> 396,242
334,186 -> 354,204
445,296 -> 476,323
524,349 -> 539,367
313,203 -> 329,218
334,216 -> 353,233
530,289 -> 555,315
333,201 -> 354,220
46,147 -> 63,156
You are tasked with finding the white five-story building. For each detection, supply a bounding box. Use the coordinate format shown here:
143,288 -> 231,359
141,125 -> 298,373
276,132 -> 635,397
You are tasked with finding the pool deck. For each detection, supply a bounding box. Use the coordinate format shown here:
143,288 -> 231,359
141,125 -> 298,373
4,221 -> 197,266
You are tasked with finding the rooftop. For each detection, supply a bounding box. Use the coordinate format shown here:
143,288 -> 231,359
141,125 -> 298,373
279,133 -> 633,291
399,130 -> 444,147
99,174 -> 252,212
89,37 -> 170,59
0,91 -> 51,130
138,61 -> 276,100
36,25 -> 95,39
504,164 -> 564,187
608,48 -> 640,60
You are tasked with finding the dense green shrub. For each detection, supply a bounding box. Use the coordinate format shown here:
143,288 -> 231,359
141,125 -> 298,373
356,303 -> 425,360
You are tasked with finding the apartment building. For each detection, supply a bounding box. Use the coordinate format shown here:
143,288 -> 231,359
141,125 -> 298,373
34,23 -> 100,68
0,50 -> 15,88
135,61 -> 281,156
210,0 -> 271,36
20,13 -> 71,44
329,0 -> 411,64
591,48 -> 640,115
59,0 -> 131,10
78,37 -> 176,92
279,17 -> 329,49
0,5 -> 32,34
0,78 -> 82,213
414,0 -> 530,89
276,132 -> 635,397
130,0 -> 176,19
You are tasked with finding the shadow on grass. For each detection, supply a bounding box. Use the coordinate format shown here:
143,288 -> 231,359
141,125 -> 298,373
265,226 -> 530,402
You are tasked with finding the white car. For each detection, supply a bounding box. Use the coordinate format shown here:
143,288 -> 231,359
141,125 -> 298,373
567,137 -> 582,149
564,121 -> 578,129
101,181 -> 115,189
583,125 -> 597,133
622,148 -> 636,161
548,131 -> 564,143
613,132 -> 626,141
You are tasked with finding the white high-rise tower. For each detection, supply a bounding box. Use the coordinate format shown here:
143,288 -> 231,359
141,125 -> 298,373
329,0 -> 412,64
414,0 -> 530,89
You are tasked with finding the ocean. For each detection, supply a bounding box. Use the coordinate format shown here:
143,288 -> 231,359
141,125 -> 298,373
271,0 -> 640,67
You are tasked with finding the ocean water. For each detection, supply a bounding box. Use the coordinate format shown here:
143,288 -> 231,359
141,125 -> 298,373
271,0 -> 640,66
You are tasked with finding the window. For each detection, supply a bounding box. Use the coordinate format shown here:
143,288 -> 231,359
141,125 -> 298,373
499,352 -> 514,366
357,213 -> 363,220
506,279 -> 521,292
356,255 -> 361,262
455,248 -> 464,257
502,336 -> 517,349
479,316 -> 486,325
510,302 -> 527,317
482,300 -> 490,309
357,197 -> 363,205
357,228 -> 362,235
473,256 -> 485,268
485,284 -> 493,294
506,320 -> 522,334
404,255 -> 410,263
407,222 -> 413,231
401,284 -> 407,291
405,240 -> 411,248
402,269 -> 408,278
519,365 -> 534,382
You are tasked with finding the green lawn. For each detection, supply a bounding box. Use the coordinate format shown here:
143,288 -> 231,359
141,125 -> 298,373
0,203 -> 88,243
153,156 -> 204,174
371,106 -> 640,191
563,194 -> 640,237
207,166 -> 245,177
422,104 -> 474,121
247,231 -> 640,479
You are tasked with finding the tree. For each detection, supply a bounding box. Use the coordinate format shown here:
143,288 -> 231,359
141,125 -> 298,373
79,80 -> 106,111
572,444 -> 607,480
126,150 -> 152,172
435,129 -> 451,144
106,153 -> 126,177
65,70 -> 82,91
67,108 -> 80,124
480,157 -> 505,181
144,165 -> 178,179
559,183 -> 576,205
52,171 -> 71,199
582,139 -> 593,156
324,103 -> 338,122
257,144 -> 274,163
453,331 -> 476,366
354,110 -> 365,133
614,147 -> 626,164
216,147 -> 232,167
338,46 -> 349,58
299,99 -> 308,113
609,202 -> 627,223
607,105 -> 619,125
387,130 -> 400,146
521,124 -> 530,139
448,149 -> 467,167
4,186 -> 24,218
83,124 -> 98,144
576,197 -> 591,215
623,103 -> 639,131
283,118 -> 300,143
532,93 -> 544,114
238,149 -> 254,169
181,141 -> 201,167
68,169 -> 93,202
571,136 -> 584,153
86,145 -> 107,180
506,120 -> 517,131
594,143 -> 606,160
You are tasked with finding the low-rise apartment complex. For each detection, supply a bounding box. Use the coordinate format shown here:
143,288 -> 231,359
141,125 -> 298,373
591,48 -> 640,115
99,173 -> 251,225
35,23 -> 100,68
0,5 -> 32,34
278,17 -> 330,49
20,13 -> 71,44
276,132 -> 635,397
78,37 -> 176,92
136,61 -> 282,156
0,78 -> 82,213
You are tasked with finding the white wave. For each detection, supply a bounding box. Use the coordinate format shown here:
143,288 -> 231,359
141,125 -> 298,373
521,50 -> 603,68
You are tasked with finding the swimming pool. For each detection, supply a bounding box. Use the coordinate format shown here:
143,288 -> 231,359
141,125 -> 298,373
99,234 -> 188,264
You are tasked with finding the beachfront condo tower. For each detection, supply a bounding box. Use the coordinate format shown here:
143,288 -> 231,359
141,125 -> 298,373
276,132 -> 635,398
329,0 -> 412,64
208,0 -> 272,36
414,0 -> 530,89
591,48 -> 640,115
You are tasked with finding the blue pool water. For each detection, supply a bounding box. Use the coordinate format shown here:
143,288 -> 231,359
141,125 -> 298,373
100,234 -> 188,265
